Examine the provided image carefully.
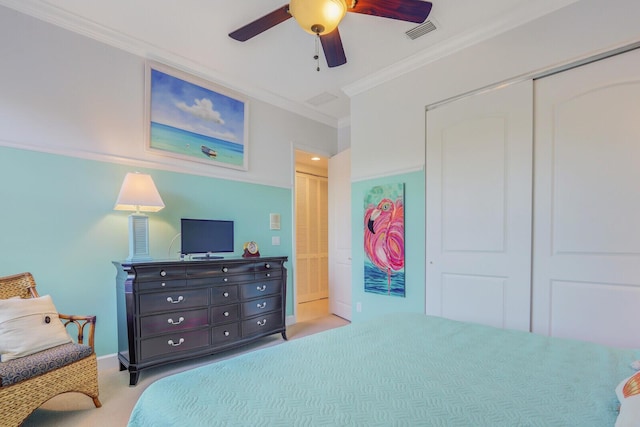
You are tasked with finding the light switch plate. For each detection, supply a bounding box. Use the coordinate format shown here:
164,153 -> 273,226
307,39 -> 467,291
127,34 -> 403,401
270,213 -> 281,230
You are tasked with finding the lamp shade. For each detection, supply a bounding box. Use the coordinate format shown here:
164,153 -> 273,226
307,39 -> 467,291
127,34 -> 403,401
289,0 -> 348,35
114,172 -> 165,213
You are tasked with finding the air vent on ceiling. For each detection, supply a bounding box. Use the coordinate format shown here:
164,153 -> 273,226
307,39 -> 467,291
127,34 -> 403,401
405,19 -> 437,40
306,92 -> 338,107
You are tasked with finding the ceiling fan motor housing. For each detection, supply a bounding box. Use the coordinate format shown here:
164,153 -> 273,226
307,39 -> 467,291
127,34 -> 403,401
289,0 -> 348,35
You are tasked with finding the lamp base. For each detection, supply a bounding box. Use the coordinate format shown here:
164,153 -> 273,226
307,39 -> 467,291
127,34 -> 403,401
126,213 -> 152,262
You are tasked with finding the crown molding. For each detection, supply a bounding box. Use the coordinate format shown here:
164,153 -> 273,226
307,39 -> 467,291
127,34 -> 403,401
342,0 -> 578,97
0,0 -> 339,129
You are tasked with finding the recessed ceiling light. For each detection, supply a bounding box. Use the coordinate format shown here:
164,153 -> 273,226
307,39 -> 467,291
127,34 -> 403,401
311,156 -> 321,161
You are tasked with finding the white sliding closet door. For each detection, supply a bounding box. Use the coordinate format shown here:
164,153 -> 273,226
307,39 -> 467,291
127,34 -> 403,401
532,49 -> 640,348
425,80 -> 533,331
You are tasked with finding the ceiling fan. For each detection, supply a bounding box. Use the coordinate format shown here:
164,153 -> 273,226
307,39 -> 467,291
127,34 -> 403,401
229,0 -> 433,68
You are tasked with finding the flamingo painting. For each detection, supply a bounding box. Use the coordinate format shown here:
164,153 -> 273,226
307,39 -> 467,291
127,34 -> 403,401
363,184 -> 405,297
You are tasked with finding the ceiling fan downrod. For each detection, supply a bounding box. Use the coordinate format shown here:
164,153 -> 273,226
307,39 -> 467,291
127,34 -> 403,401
314,33 -> 321,72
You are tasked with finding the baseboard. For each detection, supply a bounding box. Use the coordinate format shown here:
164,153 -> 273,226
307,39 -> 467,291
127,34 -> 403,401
97,353 -> 119,371
286,314 -> 296,325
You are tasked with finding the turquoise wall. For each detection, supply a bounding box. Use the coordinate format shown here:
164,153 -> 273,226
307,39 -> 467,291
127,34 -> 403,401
351,170 -> 426,322
0,146 -> 293,357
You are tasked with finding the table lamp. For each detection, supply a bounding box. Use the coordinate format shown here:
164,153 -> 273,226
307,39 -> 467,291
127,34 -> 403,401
114,172 -> 165,262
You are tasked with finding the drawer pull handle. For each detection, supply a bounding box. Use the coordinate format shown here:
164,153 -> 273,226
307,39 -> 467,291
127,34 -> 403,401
257,302 -> 267,309
265,273 -> 271,278
223,292 -> 229,298
161,282 -> 166,287
256,285 -> 267,292
224,331 -> 230,337
168,317 -> 184,325
265,263 -> 271,269
166,296 -> 184,304
257,319 -> 267,326
160,270 -> 167,277
223,277 -> 228,282
167,338 -> 184,347
223,311 -> 230,317
222,267 -> 228,273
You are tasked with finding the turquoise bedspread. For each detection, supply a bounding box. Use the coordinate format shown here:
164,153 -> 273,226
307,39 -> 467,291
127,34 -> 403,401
128,314 -> 638,426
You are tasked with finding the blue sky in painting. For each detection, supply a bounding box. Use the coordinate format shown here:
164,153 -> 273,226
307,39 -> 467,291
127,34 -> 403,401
150,69 -> 245,145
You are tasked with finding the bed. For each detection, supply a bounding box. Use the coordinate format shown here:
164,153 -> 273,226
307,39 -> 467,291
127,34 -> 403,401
128,313 -> 639,426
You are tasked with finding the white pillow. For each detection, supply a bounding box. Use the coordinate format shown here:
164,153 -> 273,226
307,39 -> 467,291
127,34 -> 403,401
616,371 -> 640,427
0,295 -> 72,362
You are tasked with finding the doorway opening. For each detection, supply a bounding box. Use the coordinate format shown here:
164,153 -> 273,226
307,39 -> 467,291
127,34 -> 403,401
294,149 -> 329,322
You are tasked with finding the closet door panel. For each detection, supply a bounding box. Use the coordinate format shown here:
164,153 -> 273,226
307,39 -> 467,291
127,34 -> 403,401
426,79 -> 533,331
532,48 -> 640,348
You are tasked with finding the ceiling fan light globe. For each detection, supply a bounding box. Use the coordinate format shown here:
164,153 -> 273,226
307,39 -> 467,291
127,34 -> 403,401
289,0 -> 347,35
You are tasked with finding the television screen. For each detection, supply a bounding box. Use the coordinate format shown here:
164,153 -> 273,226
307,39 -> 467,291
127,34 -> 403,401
180,219 -> 234,256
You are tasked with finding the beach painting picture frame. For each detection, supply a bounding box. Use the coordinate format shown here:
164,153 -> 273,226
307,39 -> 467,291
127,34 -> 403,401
146,61 -> 249,171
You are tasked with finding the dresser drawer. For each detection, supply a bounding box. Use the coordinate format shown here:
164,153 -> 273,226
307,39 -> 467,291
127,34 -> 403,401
139,289 -> 208,314
134,265 -> 186,282
242,312 -> 283,337
241,295 -> 282,318
239,280 -> 281,300
137,279 -> 187,292
211,323 -> 240,345
188,273 -> 255,287
140,308 -> 209,335
140,329 -> 209,360
187,262 -> 255,278
211,304 -> 239,323
211,285 -> 239,304
254,268 -> 282,281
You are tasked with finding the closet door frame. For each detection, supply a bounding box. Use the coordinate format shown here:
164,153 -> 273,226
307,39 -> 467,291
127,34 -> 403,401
425,42 -> 640,341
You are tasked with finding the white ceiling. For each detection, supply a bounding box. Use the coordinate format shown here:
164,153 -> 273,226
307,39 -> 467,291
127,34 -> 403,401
1,0 -> 577,127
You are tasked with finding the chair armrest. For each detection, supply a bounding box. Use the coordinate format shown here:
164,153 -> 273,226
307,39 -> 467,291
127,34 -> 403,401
59,313 -> 97,350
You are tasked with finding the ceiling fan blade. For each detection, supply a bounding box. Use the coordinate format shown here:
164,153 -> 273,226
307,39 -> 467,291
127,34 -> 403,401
320,28 -> 347,68
229,5 -> 291,41
349,0 -> 432,23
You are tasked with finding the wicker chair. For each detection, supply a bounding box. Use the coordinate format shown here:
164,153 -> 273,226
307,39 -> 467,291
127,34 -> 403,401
0,272 -> 101,426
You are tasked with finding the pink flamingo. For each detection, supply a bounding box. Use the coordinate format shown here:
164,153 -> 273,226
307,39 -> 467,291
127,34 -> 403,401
364,198 -> 404,294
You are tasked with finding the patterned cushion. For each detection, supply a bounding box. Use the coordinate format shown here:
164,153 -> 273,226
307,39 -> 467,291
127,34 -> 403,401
0,342 -> 93,387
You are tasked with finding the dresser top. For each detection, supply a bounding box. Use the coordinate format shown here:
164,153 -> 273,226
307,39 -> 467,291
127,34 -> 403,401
113,256 -> 288,268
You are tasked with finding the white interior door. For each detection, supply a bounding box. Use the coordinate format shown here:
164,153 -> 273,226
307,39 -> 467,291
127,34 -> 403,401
532,48 -> 640,348
425,80 -> 533,331
328,149 -> 352,320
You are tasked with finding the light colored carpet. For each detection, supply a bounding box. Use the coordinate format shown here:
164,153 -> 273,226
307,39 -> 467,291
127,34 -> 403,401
21,314 -> 349,427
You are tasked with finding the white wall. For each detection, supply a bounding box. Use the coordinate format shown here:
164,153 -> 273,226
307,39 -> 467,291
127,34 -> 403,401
350,0 -> 640,179
347,0 -> 640,321
0,5 -> 338,189
0,5 -> 338,356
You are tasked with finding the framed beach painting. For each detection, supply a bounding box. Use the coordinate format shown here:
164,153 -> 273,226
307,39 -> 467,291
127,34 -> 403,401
145,61 -> 249,171
363,183 -> 405,297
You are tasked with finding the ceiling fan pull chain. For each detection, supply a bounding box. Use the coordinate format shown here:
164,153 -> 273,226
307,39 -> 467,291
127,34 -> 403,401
314,34 -> 320,72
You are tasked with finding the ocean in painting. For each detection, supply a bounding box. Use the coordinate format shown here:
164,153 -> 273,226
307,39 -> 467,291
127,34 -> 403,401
150,122 -> 244,167
364,260 -> 405,297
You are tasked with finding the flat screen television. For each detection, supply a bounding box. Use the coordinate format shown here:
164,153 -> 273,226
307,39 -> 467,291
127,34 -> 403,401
180,218 -> 234,259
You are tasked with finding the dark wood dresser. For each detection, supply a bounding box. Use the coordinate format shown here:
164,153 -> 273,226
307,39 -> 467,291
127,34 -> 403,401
113,257 -> 288,385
